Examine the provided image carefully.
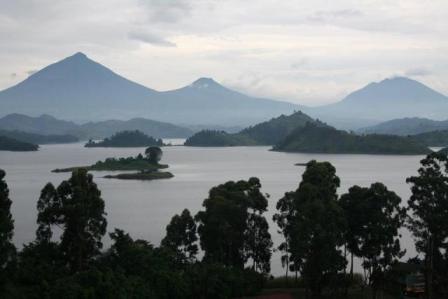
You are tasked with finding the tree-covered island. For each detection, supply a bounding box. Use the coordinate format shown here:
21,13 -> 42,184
52,147 -> 173,180
85,130 -> 164,148
0,136 -> 39,152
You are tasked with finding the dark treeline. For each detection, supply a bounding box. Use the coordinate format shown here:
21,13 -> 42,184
85,130 -> 163,148
1,152 -> 448,298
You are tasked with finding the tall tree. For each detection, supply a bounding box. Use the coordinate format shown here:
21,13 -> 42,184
0,169 -> 15,278
340,183 -> 406,299
162,209 -> 198,263
276,161 -> 346,299
195,177 -> 272,272
407,152 -> 448,299
36,169 -> 107,271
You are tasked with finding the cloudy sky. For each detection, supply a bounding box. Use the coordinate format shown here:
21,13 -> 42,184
1,0 -> 447,105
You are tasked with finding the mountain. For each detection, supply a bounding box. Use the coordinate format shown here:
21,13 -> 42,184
0,53 -> 299,126
0,114 -> 79,135
0,114 -> 193,139
359,117 -> 448,135
304,77 -> 448,129
185,110 -> 325,146
0,136 -> 38,151
273,123 -> 430,155
0,130 -> 78,144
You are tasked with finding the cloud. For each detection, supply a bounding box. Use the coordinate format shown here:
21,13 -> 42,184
138,0 -> 191,23
405,67 -> 432,77
128,30 -> 176,47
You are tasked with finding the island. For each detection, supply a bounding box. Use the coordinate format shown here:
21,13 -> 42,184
273,123 -> 431,155
439,147 -> 448,155
184,111 -> 324,146
0,136 -> 39,152
52,147 -> 173,181
85,130 -> 164,148
410,130 -> 448,147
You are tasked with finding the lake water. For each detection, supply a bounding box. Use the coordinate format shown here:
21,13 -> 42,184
0,142 -> 425,275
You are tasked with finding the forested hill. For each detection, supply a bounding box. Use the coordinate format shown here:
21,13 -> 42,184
0,136 -> 39,151
239,111 -> 326,145
273,123 -> 431,155
185,111 -> 323,146
0,130 -> 78,144
85,130 -> 163,148
409,130 -> 448,147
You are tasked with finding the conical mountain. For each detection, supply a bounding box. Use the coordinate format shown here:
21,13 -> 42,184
0,53 -> 298,125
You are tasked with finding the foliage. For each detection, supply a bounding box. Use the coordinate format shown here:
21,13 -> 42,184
145,146 -> 163,163
340,183 -> 406,298
274,123 -> 431,155
407,152 -> 448,298
184,130 -> 258,146
0,169 -> 16,282
85,130 -> 163,147
275,161 -> 347,298
195,177 -> 272,273
36,169 -> 107,272
410,130 -> 448,147
161,209 -> 198,263
0,136 -> 38,151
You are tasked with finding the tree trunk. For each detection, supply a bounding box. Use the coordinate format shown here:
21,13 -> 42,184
426,236 -> 434,299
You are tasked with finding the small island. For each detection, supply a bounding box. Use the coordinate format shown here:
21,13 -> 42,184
53,147 -> 173,181
273,123 -> 431,155
0,136 -> 39,152
85,130 -> 164,148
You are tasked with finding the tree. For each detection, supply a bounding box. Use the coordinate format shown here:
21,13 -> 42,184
0,169 -> 15,279
36,169 -> 107,272
145,146 -> 163,164
276,161 -> 346,299
340,183 -> 406,299
195,178 -> 272,272
161,209 -> 198,263
407,152 -> 448,299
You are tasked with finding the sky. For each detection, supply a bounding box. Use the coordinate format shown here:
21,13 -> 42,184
0,0 -> 447,106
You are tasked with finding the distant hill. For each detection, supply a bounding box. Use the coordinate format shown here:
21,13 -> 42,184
409,130 -> 448,147
0,130 -> 78,144
273,123 -> 430,155
359,117 -> 448,135
85,130 -> 163,148
0,52 -> 299,126
80,118 -> 193,139
184,130 -> 257,147
0,114 -> 79,135
0,136 -> 38,151
304,77 -> 448,129
0,114 -> 193,139
439,147 -> 448,155
185,111 -> 323,146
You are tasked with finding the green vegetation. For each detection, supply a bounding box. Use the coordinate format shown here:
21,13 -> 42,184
104,171 -> 174,180
239,111 -> 326,145
53,147 -> 174,181
185,111 -> 324,146
184,130 -> 258,146
274,123 -> 431,155
0,130 -> 78,144
85,130 -> 163,147
0,136 -> 38,151
410,130 -> 448,147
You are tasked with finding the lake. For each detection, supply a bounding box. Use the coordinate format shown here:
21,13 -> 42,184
0,142 -> 424,275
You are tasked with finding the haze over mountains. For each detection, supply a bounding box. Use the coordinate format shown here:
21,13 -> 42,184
0,114 -> 193,139
0,52 -> 447,130
304,77 -> 448,129
0,53 -> 297,126
360,117 -> 448,135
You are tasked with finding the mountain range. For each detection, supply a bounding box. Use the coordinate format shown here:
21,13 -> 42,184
0,53 -> 297,126
303,77 -> 448,129
1,52 -> 447,129
359,117 -> 448,135
0,114 -> 193,139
